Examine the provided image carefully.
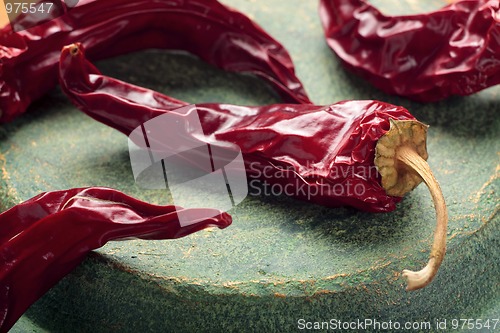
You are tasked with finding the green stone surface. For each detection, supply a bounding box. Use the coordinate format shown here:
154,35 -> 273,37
3,0 -> 499,332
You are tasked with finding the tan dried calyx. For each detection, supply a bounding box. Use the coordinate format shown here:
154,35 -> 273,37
375,119 -> 448,291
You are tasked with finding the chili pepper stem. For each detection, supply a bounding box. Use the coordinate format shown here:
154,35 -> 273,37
375,119 -> 448,291
396,145 -> 448,291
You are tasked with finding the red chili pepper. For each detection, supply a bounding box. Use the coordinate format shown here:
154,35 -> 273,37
0,187 -> 231,332
0,0 -> 311,123
319,0 -> 500,102
59,43 -> 449,292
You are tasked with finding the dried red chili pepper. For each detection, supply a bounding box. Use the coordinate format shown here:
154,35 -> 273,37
319,0 -> 500,102
59,43 -> 449,291
0,0 -> 311,123
0,187 -> 231,332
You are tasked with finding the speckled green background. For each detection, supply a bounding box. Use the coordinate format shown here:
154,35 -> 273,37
3,0 -> 499,332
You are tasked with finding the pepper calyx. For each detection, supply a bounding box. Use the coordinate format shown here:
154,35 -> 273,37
375,118 -> 428,197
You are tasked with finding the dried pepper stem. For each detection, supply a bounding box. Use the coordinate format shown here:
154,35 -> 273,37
397,146 -> 448,291
375,119 -> 448,291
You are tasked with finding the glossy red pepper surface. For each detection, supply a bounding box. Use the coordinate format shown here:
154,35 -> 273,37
0,0 -> 311,123
59,43 -> 421,213
319,0 -> 500,102
0,187 -> 231,332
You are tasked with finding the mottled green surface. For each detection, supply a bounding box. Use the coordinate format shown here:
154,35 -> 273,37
3,0 -> 499,332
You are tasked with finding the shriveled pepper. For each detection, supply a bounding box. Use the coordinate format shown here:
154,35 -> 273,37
319,0 -> 500,102
59,43 -> 449,292
0,0 -> 311,123
0,187 -> 231,332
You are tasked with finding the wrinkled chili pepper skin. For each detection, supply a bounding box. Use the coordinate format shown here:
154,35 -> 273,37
319,0 -> 500,102
0,0 -> 311,123
59,43 -> 420,213
0,187 -> 231,332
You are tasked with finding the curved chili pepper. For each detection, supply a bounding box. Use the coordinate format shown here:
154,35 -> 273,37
0,0 -> 311,123
0,187 -> 231,332
319,0 -> 500,102
59,43 -> 449,291
60,44 -> 410,212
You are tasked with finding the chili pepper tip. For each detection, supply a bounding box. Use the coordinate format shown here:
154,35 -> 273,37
68,43 -> 81,56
